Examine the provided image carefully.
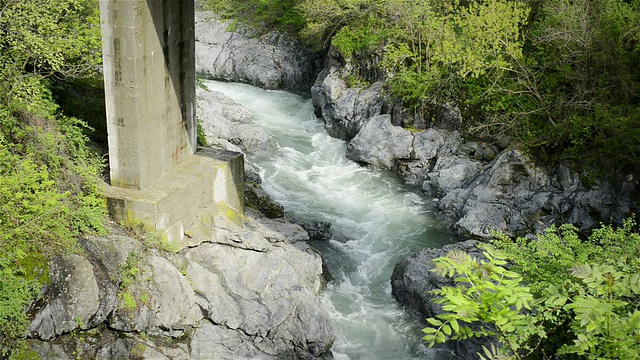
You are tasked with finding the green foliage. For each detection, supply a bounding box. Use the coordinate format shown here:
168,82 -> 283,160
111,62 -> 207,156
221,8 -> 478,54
52,76 -> 108,144
0,252 -> 41,357
552,264 -> 640,359
425,220 -> 640,359
423,244 -> 541,359
206,0 -> 640,177
197,119 -> 209,147
203,0 -> 306,34
471,0 -> 640,176
332,26 -> 378,58
492,218 -> 640,295
0,0 -> 106,357
297,0 -> 383,50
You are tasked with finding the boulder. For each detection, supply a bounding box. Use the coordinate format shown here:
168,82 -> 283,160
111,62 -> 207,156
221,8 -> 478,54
183,215 -> 333,358
311,69 -> 386,141
197,87 -> 277,154
195,12 -> 321,90
412,128 -> 461,163
346,114 -> 414,169
28,254 -> 104,340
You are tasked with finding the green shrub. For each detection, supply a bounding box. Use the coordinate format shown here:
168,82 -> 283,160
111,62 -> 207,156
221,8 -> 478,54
203,0 -> 306,34
0,0 -> 106,356
424,220 -> 640,359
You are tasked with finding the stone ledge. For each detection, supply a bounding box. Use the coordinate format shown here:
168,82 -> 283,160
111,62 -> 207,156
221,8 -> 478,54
104,147 -> 244,245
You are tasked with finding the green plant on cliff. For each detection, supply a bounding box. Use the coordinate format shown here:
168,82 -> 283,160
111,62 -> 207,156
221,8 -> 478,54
203,0 -> 306,34
423,220 -> 640,359
0,0 -> 106,357
422,244 -> 541,359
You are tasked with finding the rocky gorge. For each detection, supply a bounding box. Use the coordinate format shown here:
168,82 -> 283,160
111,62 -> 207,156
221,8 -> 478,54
26,8 -> 638,359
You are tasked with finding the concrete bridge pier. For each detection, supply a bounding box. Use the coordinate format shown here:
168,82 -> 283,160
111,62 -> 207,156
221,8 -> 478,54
100,0 -> 243,246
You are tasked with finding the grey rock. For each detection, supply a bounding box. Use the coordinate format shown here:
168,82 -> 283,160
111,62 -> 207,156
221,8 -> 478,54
190,321 -> 269,359
195,12 -> 320,90
312,70 -> 386,141
107,253 -> 202,335
29,254 -> 102,340
245,180 -> 285,218
31,208 -> 333,358
422,156 -> 484,198
81,228 -> 143,278
197,87 -> 277,153
184,228 -> 334,358
431,150 -> 637,237
346,114 -> 413,169
146,256 -> 202,331
412,129 -> 461,163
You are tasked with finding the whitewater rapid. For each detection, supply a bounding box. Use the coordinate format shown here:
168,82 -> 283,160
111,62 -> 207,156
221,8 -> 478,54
203,80 -> 457,359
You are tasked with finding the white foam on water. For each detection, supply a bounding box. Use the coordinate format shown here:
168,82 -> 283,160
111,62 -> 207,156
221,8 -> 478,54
203,80 -> 457,359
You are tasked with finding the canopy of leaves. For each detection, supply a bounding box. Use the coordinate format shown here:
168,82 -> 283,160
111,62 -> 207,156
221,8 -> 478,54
202,0 -> 306,34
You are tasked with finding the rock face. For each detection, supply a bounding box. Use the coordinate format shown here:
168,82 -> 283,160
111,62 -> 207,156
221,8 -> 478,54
391,240 -> 493,360
195,11 -> 321,91
346,114 -> 413,169
312,67 -> 386,141
28,211 -> 334,359
196,86 -> 276,154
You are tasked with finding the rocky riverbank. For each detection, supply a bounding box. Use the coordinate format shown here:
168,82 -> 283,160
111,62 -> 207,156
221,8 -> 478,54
28,210 -> 334,359
312,51 -> 638,238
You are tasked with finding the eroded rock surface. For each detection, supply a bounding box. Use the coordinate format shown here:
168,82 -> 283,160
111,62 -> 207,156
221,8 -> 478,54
312,60 -> 637,238
28,210 -> 334,359
195,11 -> 321,91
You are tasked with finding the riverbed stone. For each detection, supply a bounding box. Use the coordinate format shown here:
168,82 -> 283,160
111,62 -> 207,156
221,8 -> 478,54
346,114 -> 414,169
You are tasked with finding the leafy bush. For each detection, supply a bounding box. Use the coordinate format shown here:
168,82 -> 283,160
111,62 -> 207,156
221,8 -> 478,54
423,220 -> 640,359
203,0 -> 306,34
0,0 -> 106,357
422,244 -> 541,358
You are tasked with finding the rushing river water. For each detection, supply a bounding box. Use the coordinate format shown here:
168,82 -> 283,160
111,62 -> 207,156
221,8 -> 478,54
203,80 -> 458,359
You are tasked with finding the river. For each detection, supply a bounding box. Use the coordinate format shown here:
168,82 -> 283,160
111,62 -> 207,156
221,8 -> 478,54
203,80 -> 458,360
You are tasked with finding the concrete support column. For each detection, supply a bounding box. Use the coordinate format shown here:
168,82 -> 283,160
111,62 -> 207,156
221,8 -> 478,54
100,0 -> 196,190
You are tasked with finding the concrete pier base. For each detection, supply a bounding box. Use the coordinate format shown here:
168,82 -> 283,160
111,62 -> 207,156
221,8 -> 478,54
104,148 -> 244,246
99,0 -> 244,246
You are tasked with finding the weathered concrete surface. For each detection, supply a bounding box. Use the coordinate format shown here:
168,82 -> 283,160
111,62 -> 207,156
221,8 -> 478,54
100,0 -> 196,190
103,147 -> 244,245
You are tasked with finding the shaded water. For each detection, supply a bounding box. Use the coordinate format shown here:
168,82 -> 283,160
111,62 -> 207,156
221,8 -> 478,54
203,81 -> 458,359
